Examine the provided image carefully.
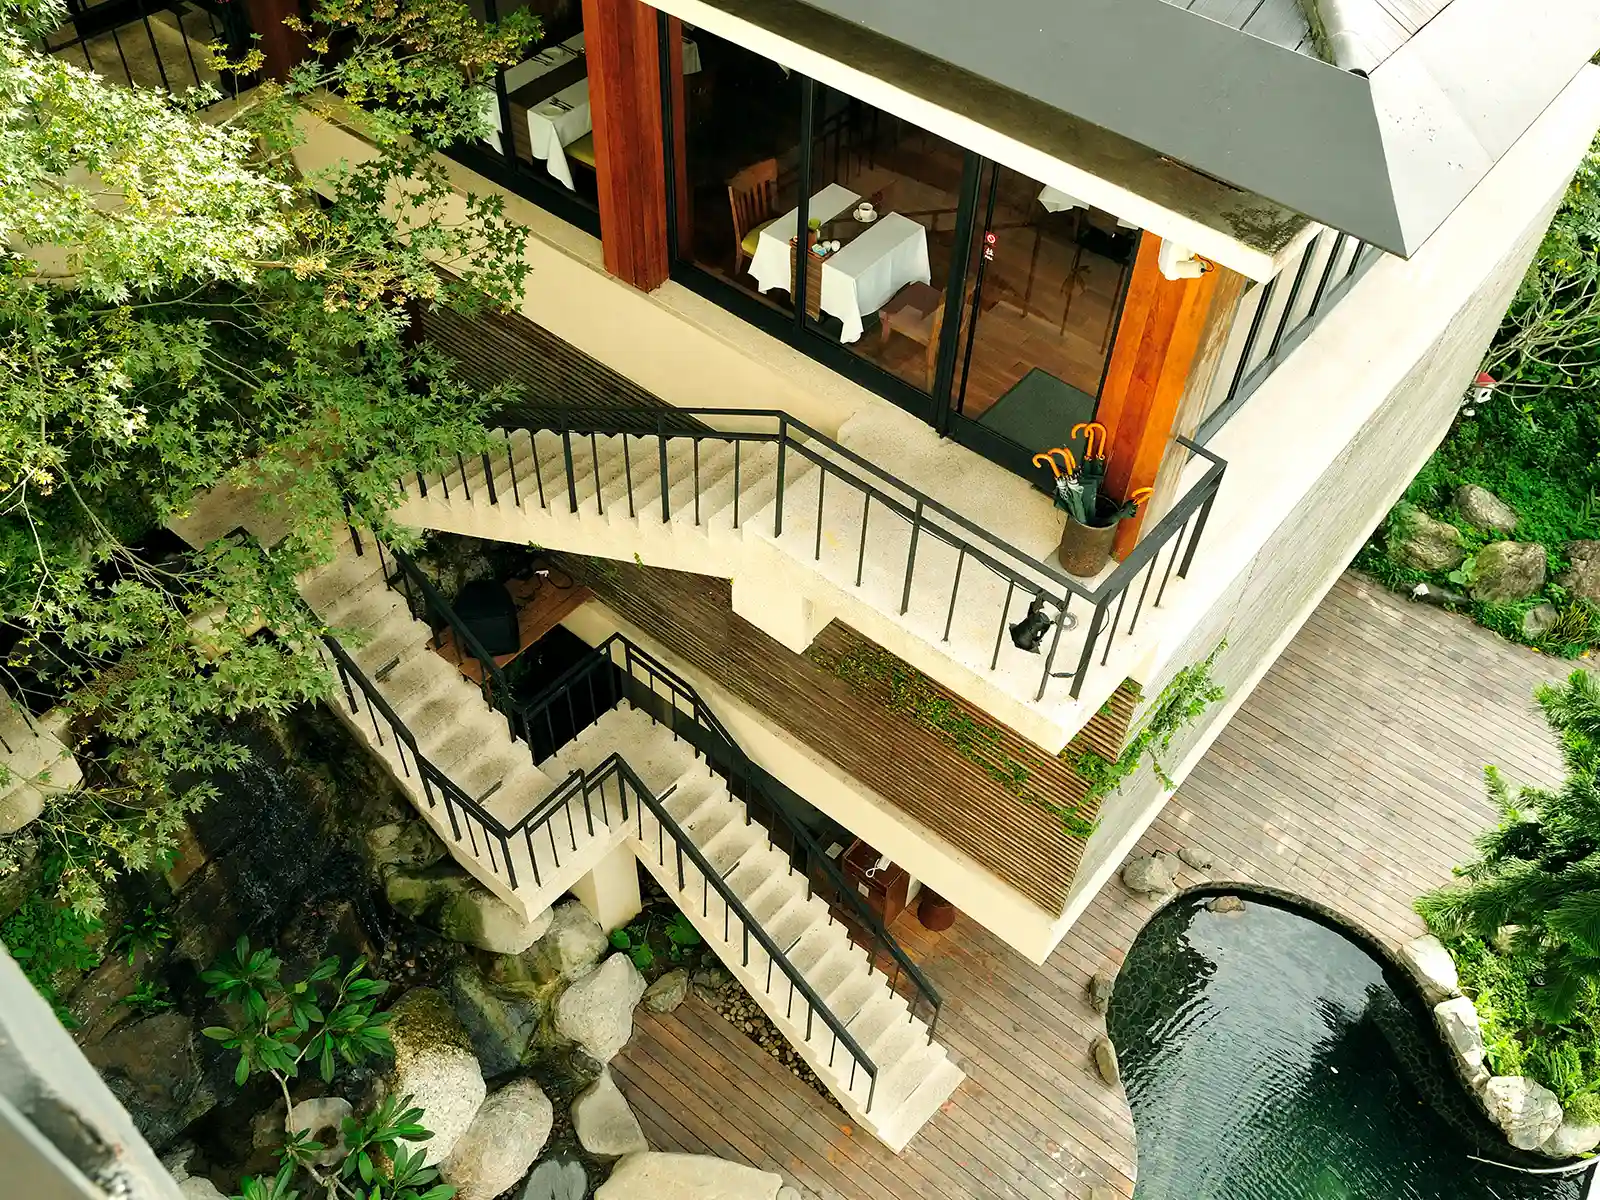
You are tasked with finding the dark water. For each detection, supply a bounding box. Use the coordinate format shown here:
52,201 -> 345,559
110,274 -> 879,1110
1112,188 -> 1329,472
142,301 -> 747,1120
1109,895 -> 1590,1200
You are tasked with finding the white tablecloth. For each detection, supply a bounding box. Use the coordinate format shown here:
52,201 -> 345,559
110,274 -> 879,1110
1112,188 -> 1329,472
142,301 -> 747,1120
1038,185 -> 1139,228
821,213 -> 932,343
482,33 -> 585,157
748,183 -> 859,294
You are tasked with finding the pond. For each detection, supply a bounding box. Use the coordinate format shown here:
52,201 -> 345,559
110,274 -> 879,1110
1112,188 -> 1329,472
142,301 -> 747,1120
1108,894 -> 1592,1200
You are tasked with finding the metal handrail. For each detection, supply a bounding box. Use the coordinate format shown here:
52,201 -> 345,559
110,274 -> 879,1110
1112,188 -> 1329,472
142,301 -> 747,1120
602,750 -> 883,1112
462,405 -> 1227,702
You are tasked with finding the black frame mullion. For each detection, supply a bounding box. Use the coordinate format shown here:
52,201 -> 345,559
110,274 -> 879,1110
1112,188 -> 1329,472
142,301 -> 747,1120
793,76 -> 816,334
935,152 -> 987,436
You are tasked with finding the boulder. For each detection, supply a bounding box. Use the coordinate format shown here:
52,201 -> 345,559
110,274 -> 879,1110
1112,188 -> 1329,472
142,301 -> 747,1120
286,1097 -> 352,1169
521,1156 -> 588,1200
365,821 -> 446,870
449,959 -> 545,1077
1455,485 -> 1519,535
572,1068 -> 648,1156
1087,969 -> 1116,1015
1387,507 -> 1465,573
596,1152 -> 784,1200
1541,1117 -> 1600,1158
443,1077 -> 553,1200
0,838 -> 41,923
1434,997 -> 1487,1085
0,780 -> 44,836
1091,1037 -> 1120,1086
1558,540 -> 1600,604
84,1012 -> 214,1151
556,954 -> 647,1063
1177,847 -> 1213,871
386,865 -> 552,954
1402,936 -> 1461,1005
66,948 -> 151,1046
385,988 -> 486,1162
178,1179 -> 226,1200
1204,895 -> 1245,915
1471,542 -> 1547,605
1482,1076 -> 1564,1151
1121,855 -> 1173,897
642,969 -> 689,1015
525,900 -> 610,983
1522,603 -> 1559,641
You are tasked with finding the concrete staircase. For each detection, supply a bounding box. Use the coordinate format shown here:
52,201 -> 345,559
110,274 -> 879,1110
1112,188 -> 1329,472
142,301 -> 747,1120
297,538 -> 963,1149
394,426 -> 1142,753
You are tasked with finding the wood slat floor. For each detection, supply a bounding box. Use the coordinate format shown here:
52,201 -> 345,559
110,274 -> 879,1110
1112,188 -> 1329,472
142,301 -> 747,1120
611,572 -> 1569,1199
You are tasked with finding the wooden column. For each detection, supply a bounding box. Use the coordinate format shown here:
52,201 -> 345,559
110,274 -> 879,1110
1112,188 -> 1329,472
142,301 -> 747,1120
241,0 -> 306,82
581,0 -> 672,292
1094,233 -> 1240,560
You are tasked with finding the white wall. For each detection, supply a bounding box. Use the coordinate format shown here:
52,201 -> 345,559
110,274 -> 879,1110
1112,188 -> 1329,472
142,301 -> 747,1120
1055,66 -> 1600,933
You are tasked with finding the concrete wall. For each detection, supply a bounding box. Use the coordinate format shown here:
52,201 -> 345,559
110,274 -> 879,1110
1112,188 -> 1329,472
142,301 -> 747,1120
1056,66 -> 1600,933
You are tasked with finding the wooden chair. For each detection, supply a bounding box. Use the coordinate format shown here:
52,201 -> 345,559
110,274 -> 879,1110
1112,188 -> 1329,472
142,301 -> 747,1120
566,132 -> 596,171
878,281 -> 946,391
728,158 -> 779,276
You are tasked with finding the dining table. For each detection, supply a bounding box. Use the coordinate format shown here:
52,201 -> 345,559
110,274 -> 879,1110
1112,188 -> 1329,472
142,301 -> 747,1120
748,184 -> 932,343
1038,185 -> 1139,228
482,32 -> 702,190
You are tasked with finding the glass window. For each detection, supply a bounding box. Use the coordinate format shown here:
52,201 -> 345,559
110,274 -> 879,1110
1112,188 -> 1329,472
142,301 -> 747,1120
798,86 -> 964,394
948,164 -> 1139,452
675,28 -> 805,314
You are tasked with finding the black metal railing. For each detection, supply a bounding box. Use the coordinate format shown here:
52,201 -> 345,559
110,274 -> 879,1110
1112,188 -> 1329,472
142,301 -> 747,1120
323,599 -> 901,1111
404,405 -> 1227,706
38,0 -> 255,101
1196,230 -> 1384,442
344,530 -> 942,1040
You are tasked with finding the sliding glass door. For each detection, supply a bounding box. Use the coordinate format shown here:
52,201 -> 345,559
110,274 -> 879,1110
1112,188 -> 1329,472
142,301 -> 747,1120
660,17 -> 1140,483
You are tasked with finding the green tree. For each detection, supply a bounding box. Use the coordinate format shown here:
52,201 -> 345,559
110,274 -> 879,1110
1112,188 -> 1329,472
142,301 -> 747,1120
0,0 -> 538,914
1418,667 -> 1600,1024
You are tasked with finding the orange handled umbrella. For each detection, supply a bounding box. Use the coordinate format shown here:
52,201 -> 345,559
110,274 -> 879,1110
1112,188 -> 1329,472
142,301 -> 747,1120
1072,422 -> 1108,461
1032,448 -> 1077,478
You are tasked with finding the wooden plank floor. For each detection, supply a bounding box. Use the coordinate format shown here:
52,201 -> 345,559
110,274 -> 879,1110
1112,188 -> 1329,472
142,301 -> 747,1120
612,572 -> 1568,1198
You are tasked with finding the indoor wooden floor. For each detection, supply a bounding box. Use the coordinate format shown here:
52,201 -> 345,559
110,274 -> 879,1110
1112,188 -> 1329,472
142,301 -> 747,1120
611,573 -> 1567,1198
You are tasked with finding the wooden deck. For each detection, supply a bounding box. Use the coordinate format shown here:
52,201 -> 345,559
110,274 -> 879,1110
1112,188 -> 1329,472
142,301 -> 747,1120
611,572 -> 1569,1198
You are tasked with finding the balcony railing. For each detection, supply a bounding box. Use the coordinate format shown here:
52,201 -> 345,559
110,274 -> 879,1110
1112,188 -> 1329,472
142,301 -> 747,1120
37,0 -> 256,101
417,406 -> 1226,707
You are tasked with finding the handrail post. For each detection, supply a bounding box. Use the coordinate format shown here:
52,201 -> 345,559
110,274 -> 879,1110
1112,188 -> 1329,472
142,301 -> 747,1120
658,416 -> 671,525
774,416 -> 788,538
900,499 -> 924,616
562,425 -> 578,514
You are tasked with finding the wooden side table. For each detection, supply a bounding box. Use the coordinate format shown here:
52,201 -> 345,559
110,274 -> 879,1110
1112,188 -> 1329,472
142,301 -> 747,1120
842,838 -> 909,928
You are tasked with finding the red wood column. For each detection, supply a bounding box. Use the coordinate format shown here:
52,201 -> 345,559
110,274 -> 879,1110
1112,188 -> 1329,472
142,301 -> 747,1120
241,0 -> 306,81
581,0 -> 672,291
1093,232 -> 1233,559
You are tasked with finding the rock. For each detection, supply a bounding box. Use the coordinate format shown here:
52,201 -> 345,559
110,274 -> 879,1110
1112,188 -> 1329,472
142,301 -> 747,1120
1402,935 -> 1461,1005
1559,540 -> 1600,604
286,1097 -> 352,1169
1087,969 -> 1116,1015
1121,855 -> 1173,897
1434,997 -> 1487,1083
1455,485 -> 1519,535
443,1077 -> 552,1200
525,899 -> 610,983
1204,895 -> 1245,914
1541,1117 -> 1600,1158
386,865 -> 552,954
449,960 -> 545,1077
84,1012 -> 214,1151
1388,507 -> 1465,572
385,988 -> 486,1161
777,1189 -> 801,1200
597,1151 -> 784,1200
178,1179 -> 226,1200
365,821 -> 445,870
161,1143 -> 196,1182
1177,847 -> 1213,871
556,954 -> 647,1063
642,969 -> 689,1014
1091,1037 -> 1120,1086
1522,603 -> 1559,641
0,838 -> 41,923
1470,542 -> 1547,605
252,1100 -> 288,1153
1483,1076 -> 1564,1151
572,1067 -> 648,1156
521,1156 -> 588,1200
65,948 -> 151,1046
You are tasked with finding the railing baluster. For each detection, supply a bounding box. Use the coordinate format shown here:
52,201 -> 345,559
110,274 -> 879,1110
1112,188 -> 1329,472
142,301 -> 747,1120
733,441 -> 742,529
942,548 -> 965,641
1035,598 -> 1071,702
590,432 -> 603,516
658,418 -> 671,525
562,429 -> 578,514
855,492 -> 871,587
506,440 -> 520,507
623,435 -> 636,519
1101,586 -> 1131,667
991,579 -> 1016,670
1068,603 -> 1108,700
693,440 -> 702,527
900,500 -> 924,615
774,418 -> 788,538
1154,522 -> 1188,607
813,469 -> 826,561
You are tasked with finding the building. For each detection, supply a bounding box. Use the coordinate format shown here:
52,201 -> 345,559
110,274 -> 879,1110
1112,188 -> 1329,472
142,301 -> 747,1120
19,0 -> 1600,1181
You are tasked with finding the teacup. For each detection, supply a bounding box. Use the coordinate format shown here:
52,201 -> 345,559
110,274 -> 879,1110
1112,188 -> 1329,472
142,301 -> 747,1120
855,202 -> 876,222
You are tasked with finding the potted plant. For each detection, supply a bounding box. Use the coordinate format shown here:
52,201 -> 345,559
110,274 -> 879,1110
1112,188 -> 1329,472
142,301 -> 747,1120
1035,446 -> 1152,576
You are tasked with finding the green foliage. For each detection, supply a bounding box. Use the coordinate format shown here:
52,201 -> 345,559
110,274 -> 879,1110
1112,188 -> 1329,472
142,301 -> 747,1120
0,855 -> 103,1016
1064,642 -> 1227,805
121,977 -> 173,1015
113,900 -> 171,964
203,940 -> 452,1200
0,0 -> 539,917
610,911 -> 704,971
1417,669 -> 1600,1105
